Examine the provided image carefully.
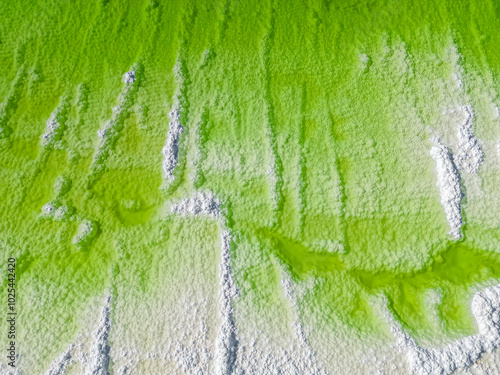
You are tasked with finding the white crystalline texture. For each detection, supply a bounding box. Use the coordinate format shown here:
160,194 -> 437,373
43,345 -> 74,375
430,137 -> 463,239
214,230 -> 239,375
42,203 -> 55,216
122,70 -> 136,84
72,219 -> 97,247
86,296 -> 112,375
54,205 -> 71,221
453,105 -> 483,174
41,117 -> 61,147
161,106 -> 184,183
393,284 -> 500,375
171,191 -> 221,219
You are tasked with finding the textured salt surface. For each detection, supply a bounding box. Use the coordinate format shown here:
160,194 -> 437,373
161,58 -> 187,189
90,66 -> 139,172
161,106 -> 184,184
40,97 -> 69,148
170,192 -> 239,375
280,275 -> 328,375
43,345 -> 74,375
214,230 -> 239,375
390,284 -> 500,375
453,105 -> 483,174
72,219 -> 98,248
430,137 -> 463,239
86,296 -> 112,375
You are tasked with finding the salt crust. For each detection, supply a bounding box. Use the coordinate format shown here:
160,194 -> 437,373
40,98 -> 68,148
91,67 -> 138,169
85,296 -> 112,375
42,345 -> 74,375
452,105 -> 483,174
161,106 -> 184,183
430,137 -> 463,239
72,219 -> 97,247
171,192 -> 239,375
391,284 -> 500,375
280,276 -> 328,375
40,296 -> 112,375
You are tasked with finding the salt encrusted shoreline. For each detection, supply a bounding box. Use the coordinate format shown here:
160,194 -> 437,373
391,284 -> 500,375
430,137 -> 463,239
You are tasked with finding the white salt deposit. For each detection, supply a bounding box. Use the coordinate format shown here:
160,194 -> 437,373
40,118 -> 61,146
214,230 -> 239,375
40,98 -> 68,148
171,191 -> 221,219
279,274 -> 328,374
43,345 -> 74,375
72,219 -> 97,247
122,70 -> 136,84
86,296 -> 112,375
391,284 -> 500,375
161,106 -> 184,184
453,105 -> 483,174
41,203 -> 55,216
430,137 -> 463,239
91,66 -> 139,170
170,191 -> 239,375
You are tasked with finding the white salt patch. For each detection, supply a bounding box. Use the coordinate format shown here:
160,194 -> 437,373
170,191 -> 221,219
161,106 -> 184,184
42,203 -> 55,216
72,220 -> 97,247
43,345 -> 74,375
453,105 -> 483,174
91,66 -> 139,170
214,230 -> 239,375
391,284 -> 500,375
452,72 -> 463,88
53,205 -> 71,221
40,117 -> 61,147
122,70 -> 136,84
430,137 -> 463,239
86,296 -> 112,375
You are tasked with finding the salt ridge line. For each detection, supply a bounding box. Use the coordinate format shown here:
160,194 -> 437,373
40,97 -> 70,148
42,345 -> 74,375
170,192 -> 239,375
90,66 -> 140,173
161,58 -> 187,189
430,137 -> 463,239
389,284 -> 500,375
453,105 -> 484,174
161,106 -> 184,184
85,295 -> 112,375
